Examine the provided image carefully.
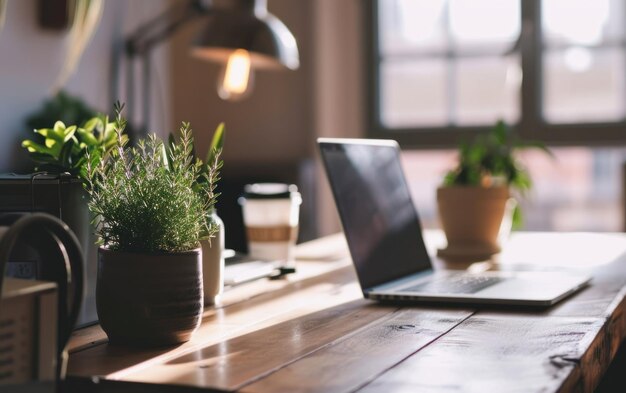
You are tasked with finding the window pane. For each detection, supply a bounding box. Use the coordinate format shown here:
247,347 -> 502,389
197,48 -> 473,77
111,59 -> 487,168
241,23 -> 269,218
379,0 -> 447,56
450,0 -> 521,51
380,59 -> 448,127
455,55 -> 521,125
519,147 -> 626,232
377,0 -> 522,129
542,0 -> 623,46
543,48 -> 625,123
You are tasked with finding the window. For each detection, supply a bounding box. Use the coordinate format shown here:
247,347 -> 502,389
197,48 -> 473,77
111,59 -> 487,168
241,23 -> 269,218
369,0 -> 626,147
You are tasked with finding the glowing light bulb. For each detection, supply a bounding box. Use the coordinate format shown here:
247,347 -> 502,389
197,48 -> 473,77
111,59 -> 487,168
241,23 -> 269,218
218,49 -> 253,101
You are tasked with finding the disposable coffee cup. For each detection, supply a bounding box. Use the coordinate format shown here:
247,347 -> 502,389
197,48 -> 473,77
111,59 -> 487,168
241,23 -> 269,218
239,183 -> 302,267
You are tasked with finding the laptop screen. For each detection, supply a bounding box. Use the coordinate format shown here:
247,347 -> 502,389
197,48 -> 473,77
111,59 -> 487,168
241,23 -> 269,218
318,139 -> 432,290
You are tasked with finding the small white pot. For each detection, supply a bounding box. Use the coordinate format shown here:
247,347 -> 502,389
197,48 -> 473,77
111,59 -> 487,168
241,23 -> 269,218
201,212 -> 225,305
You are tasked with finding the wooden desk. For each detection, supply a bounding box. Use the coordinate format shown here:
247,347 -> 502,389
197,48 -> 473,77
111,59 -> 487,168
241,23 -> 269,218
67,231 -> 626,392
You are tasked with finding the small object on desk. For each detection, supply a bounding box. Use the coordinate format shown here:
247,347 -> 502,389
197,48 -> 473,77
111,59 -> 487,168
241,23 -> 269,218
270,266 -> 297,279
224,252 -> 281,286
0,213 -> 84,388
201,211 -> 225,306
0,279 -> 58,387
239,183 -> 302,269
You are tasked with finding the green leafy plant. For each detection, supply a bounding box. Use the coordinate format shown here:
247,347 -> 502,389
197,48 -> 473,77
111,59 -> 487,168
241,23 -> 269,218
443,120 -> 552,226
22,113 -> 126,179
84,104 -> 221,253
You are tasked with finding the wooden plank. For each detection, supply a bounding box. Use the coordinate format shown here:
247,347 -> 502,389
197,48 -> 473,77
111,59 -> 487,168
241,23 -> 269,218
558,290 -> 626,392
120,302 -> 403,390
66,232 -> 626,393
355,314 -> 608,393
241,308 -> 472,393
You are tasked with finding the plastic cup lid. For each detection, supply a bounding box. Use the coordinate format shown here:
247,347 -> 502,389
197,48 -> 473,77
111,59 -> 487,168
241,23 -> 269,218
242,183 -> 299,199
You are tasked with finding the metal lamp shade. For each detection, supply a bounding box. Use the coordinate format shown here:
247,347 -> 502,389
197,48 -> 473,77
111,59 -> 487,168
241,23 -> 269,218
191,8 -> 299,71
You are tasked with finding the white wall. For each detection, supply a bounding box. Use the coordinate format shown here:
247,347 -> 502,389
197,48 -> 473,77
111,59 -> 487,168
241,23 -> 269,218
313,0 -> 366,235
0,0 -> 171,172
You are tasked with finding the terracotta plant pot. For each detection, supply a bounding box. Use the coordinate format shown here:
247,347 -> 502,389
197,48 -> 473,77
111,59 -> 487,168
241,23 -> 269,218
437,186 -> 513,260
96,248 -> 203,347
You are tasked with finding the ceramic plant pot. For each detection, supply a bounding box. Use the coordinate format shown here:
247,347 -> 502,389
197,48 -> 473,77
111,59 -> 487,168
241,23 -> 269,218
437,186 -> 514,261
201,212 -> 225,306
96,247 -> 203,347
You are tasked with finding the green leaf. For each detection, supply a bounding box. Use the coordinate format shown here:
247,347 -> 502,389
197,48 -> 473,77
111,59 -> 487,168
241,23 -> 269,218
36,127 -> 64,143
53,120 -> 66,133
160,142 -> 169,169
77,127 -> 99,146
22,140 -> 52,155
210,123 -> 225,153
493,120 -> 508,145
206,123 -> 225,166
63,125 -> 77,142
83,117 -> 101,132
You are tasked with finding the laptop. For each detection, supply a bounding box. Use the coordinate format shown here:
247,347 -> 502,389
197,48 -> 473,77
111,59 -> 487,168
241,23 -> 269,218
318,138 -> 591,307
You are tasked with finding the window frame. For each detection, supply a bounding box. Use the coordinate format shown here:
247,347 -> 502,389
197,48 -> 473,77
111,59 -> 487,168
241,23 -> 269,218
367,0 -> 626,148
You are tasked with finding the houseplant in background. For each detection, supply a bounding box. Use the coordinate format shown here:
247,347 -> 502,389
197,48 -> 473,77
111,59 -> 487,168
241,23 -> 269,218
25,91 -> 98,134
22,111 -> 123,177
85,104 -> 221,346
20,106 -> 126,326
437,120 -> 551,261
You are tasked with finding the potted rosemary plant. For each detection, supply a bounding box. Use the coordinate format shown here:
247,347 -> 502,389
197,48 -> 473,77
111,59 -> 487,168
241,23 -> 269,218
437,120 -> 551,260
85,104 -> 220,346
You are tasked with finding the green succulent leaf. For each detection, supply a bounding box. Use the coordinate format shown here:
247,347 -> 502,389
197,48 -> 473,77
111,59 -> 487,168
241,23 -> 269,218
22,140 -> 52,155
53,121 -> 66,133
83,117 -> 101,133
77,127 -> 99,145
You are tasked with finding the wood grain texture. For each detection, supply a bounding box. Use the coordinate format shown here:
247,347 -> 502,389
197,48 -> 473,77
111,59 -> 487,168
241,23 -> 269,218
546,252 -> 626,319
242,308 -> 472,393
66,232 -> 626,393
357,314 -> 606,393
558,289 -> 626,392
68,264 -> 362,378
122,301 -> 401,390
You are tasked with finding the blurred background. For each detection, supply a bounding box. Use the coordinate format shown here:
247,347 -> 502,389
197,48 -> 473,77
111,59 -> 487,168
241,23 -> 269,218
0,0 -> 625,251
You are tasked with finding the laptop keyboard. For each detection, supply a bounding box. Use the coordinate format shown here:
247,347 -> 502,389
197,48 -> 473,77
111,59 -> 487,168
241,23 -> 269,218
400,275 -> 504,294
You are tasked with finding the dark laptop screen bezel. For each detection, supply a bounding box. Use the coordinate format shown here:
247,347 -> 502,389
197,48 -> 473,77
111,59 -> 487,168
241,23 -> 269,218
318,138 -> 433,291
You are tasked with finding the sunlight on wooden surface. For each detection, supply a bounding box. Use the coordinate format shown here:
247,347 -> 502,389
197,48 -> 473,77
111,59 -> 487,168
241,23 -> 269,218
499,232 -> 626,269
